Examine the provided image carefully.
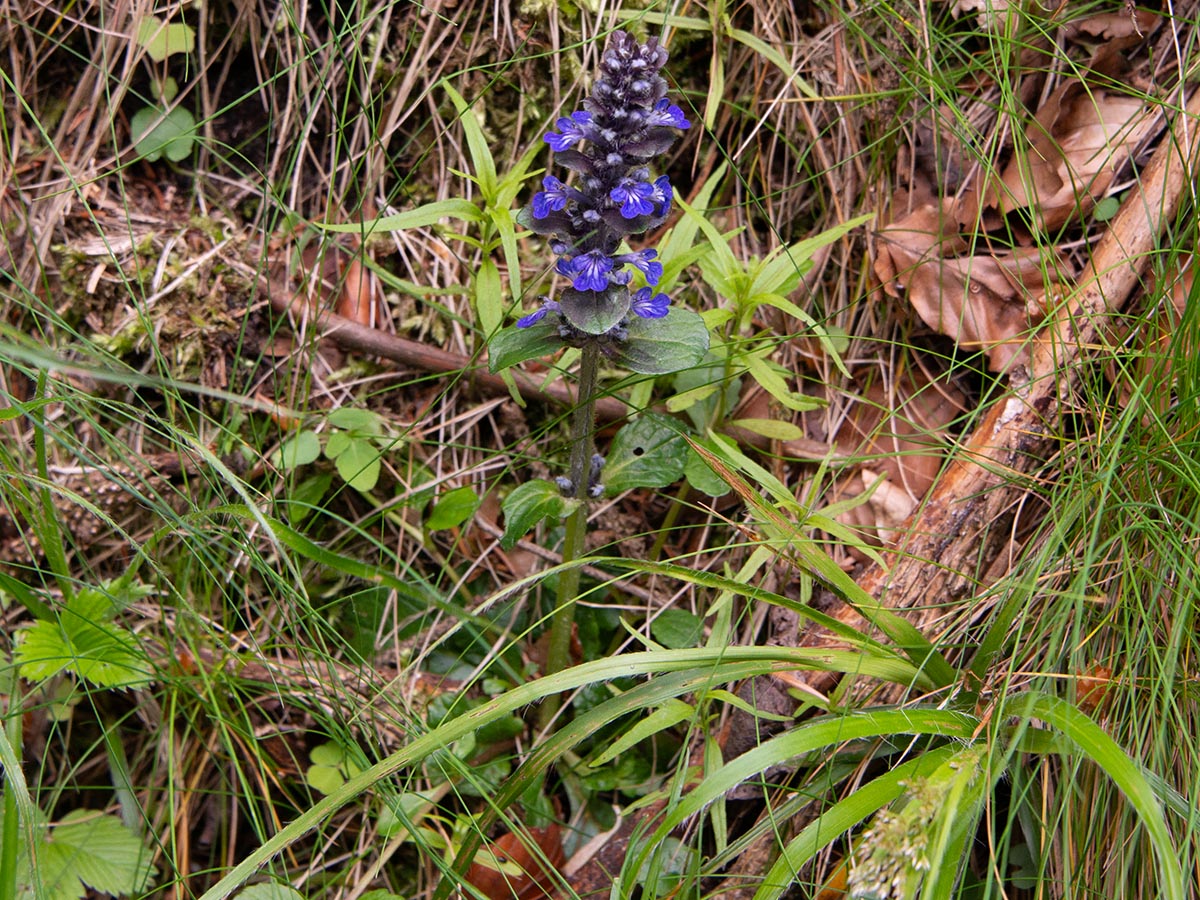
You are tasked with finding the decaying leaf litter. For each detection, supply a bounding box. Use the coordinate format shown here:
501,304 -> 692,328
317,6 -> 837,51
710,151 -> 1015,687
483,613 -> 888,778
1,0 -> 1198,897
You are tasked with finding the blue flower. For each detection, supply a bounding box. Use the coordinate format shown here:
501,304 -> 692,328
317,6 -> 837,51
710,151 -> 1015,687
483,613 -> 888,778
631,287 -> 670,318
610,179 -> 657,218
616,248 -> 663,285
531,175 -> 572,218
516,299 -> 560,328
650,175 -> 673,216
557,250 -> 615,292
544,111 -> 593,152
646,98 -> 691,130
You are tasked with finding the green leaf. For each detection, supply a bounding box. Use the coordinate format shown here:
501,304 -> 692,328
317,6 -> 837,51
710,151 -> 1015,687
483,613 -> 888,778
305,764 -> 345,796
17,810 -> 157,900
442,81 -> 497,200
316,199 -> 483,233
559,285 -> 631,336
604,413 -> 689,494
327,407 -> 382,434
651,609 -> 704,649
324,430 -> 352,459
1017,692 -> 1186,900
488,320 -> 564,371
729,28 -> 820,100
728,417 -> 806,441
272,430 -> 321,469
744,352 -> 821,411
1094,194 -> 1121,221
684,446 -> 731,497
334,438 -> 382,492
136,16 -> 195,61
474,257 -> 504,338
130,105 -> 196,163
235,884 -> 305,900
611,308 -> 710,375
427,486 -> 480,531
588,698 -> 694,768
284,472 -> 332,525
14,589 -> 152,689
500,479 -> 568,549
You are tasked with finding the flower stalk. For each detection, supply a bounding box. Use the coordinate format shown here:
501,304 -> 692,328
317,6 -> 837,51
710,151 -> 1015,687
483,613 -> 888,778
495,31 -> 701,721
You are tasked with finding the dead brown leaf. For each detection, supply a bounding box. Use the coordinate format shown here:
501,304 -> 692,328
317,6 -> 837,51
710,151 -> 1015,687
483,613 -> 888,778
992,80 -> 1159,230
829,373 -> 966,548
874,204 -> 1069,370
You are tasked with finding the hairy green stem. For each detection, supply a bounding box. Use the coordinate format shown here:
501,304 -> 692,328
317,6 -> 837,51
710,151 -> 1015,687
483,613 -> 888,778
539,344 -> 601,727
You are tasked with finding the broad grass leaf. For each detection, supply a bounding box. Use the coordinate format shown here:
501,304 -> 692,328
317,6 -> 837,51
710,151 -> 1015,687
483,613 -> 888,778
235,884 -> 305,900
317,199 -> 482,233
442,81 -> 497,200
474,258 -> 504,338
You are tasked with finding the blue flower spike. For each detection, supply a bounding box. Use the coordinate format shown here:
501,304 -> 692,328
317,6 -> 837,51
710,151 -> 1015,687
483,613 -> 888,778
518,32 -> 691,339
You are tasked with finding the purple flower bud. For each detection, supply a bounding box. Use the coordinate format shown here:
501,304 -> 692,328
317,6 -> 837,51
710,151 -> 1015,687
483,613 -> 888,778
544,111 -> 593,152
631,287 -> 670,318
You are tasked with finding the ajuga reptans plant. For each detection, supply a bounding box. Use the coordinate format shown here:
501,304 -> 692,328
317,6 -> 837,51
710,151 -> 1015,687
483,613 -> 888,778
488,32 -> 708,695
515,31 -> 691,340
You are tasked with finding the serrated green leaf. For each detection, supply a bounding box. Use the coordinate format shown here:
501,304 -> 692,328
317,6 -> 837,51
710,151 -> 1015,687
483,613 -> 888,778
604,413 -> 689,494
130,105 -> 196,163
136,16 -> 195,61
327,407 -> 381,434
316,199 -> 483,233
488,320 -> 563,371
273,430 -> 321,469
427,485 -> 480,531
14,593 -> 152,690
651,609 -> 704,649
334,438 -> 381,492
17,810 -> 157,900
611,308 -> 710,375
500,479 -> 568,550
